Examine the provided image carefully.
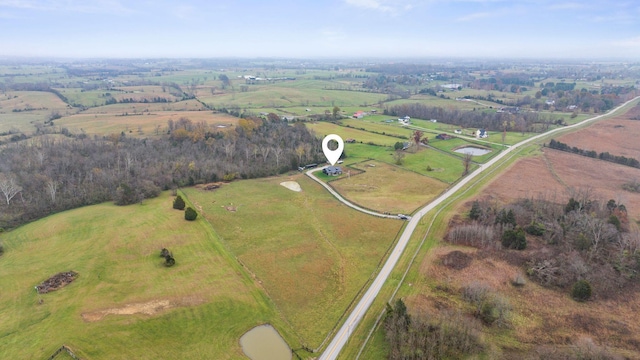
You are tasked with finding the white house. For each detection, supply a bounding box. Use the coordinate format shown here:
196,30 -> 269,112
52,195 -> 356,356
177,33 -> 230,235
476,129 -> 488,139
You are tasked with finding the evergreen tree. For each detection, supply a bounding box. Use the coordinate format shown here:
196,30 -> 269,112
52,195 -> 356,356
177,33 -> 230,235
185,207 -> 197,221
173,195 -> 185,210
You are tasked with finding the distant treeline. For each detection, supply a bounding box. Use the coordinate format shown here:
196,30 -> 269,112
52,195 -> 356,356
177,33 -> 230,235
548,139 -> 640,168
0,117 -> 322,229
384,103 -> 560,132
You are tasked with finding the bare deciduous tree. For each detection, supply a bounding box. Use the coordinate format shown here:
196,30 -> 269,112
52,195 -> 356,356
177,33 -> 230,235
462,152 -> 473,176
0,174 -> 21,205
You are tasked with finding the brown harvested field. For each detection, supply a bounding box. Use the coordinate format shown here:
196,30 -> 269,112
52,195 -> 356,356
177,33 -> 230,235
556,106 -> 640,158
407,245 -> 640,358
56,110 -> 238,136
481,149 -> 640,220
330,160 -> 448,214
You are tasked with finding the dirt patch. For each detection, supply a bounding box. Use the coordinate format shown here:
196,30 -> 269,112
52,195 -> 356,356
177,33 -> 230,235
199,182 -> 224,191
280,181 -> 302,192
36,271 -> 78,294
223,203 -> 238,212
440,250 -> 473,270
81,297 -> 204,322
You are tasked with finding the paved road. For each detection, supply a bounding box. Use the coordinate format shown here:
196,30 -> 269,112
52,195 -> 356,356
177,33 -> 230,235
315,96 -> 640,360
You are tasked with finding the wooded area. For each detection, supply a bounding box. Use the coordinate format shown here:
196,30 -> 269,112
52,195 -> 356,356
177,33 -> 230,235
0,117 -> 322,228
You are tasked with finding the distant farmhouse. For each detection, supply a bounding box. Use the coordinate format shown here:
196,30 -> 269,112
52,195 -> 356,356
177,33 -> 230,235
398,116 -> 411,125
323,166 -> 342,176
497,106 -> 520,114
476,129 -> 488,139
436,133 -> 453,140
353,111 -> 366,119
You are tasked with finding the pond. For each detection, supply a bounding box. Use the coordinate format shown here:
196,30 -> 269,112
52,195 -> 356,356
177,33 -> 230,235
454,146 -> 491,156
240,324 -> 291,360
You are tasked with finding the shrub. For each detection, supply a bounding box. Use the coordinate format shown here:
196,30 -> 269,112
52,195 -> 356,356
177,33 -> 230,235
165,255 -> 176,267
173,195 -> 185,210
524,221 -> 545,236
222,173 -> 237,182
160,248 -> 170,258
571,280 -> 592,302
462,282 -> 510,326
469,201 -> 482,221
185,207 -> 198,221
501,227 -> 527,250
0,242 -> 4,256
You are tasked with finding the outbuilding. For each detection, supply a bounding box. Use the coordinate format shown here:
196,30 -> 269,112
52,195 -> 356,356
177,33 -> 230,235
323,166 -> 343,176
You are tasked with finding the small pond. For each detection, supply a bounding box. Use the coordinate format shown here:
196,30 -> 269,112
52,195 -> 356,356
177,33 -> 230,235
454,146 -> 491,156
240,324 -> 291,360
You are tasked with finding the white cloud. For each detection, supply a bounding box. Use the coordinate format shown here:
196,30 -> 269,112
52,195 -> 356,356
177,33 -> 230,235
456,11 -> 492,21
0,0 -> 133,14
548,2 -> 586,10
343,0 -> 414,14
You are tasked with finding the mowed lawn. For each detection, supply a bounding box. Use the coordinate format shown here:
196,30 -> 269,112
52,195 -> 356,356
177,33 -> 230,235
0,192 -> 286,359
182,174 -> 403,346
330,160 -> 448,214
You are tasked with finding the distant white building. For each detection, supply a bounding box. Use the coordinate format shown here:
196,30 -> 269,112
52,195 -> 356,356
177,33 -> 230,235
476,129 -> 488,139
398,116 -> 411,125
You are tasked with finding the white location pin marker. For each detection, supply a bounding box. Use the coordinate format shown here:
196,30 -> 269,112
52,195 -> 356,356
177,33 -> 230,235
322,134 -> 344,166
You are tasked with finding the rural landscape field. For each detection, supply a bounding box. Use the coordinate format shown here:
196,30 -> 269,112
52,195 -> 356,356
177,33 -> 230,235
0,54 -> 639,360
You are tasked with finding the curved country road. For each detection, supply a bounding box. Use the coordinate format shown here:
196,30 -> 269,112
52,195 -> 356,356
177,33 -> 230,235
311,96 -> 640,360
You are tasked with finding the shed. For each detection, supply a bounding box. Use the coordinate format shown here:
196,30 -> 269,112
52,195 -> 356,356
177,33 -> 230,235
323,166 -> 343,176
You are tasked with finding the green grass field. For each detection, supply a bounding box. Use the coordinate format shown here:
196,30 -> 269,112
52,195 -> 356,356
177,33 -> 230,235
306,122 -> 404,146
339,119 -> 414,139
329,160 -> 448,214
0,192 -> 289,359
344,143 -> 468,184
56,110 -> 238,136
182,174 -> 403,346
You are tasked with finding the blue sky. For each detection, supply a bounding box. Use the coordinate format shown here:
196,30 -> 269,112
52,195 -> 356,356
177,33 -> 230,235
1,0 -> 639,59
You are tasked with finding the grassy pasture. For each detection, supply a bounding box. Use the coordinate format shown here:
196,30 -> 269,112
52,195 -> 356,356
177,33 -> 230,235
183,175 -> 403,346
56,110 -> 238,136
330,160 -> 448,214
53,88 -> 110,107
306,122 -> 402,146
0,91 -> 71,134
199,87 -> 386,110
384,95 -> 478,110
344,143 -> 467,184
0,192 -> 287,359
81,99 -> 207,114
0,91 -> 68,112
339,119 -> 414,139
